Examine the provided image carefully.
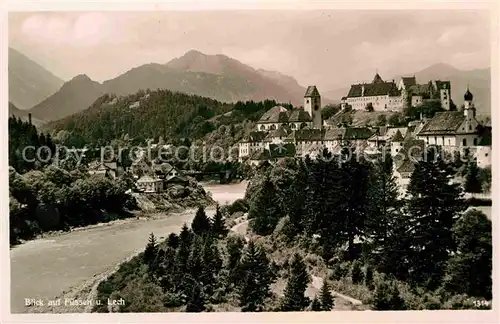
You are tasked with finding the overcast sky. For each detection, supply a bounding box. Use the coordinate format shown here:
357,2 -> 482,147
9,10 -> 491,90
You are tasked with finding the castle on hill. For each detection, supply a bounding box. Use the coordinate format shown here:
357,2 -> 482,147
341,72 -> 452,112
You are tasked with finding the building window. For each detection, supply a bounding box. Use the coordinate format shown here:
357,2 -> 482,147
306,99 -> 310,104
473,138 -> 477,145
462,139 -> 467,146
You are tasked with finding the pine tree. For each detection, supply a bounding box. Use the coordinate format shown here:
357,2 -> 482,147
351,260 -> 364,284
311,296 -> 322,311
444,209 -> 492,299
187,235 -> 203,278
175,224 -> 193,272
282,159 -> 308,236
464,161 -> 482,193
238,240 -> 274,312
191,207 -> 211,235
143,232 -> 159,266
227,234 -> 246,284
185,283 -> 205,312
365,154 -> 402,264
201,235 -> 223,286
167,233 -> 179,249
248,177 -> 281,235
406,149 -> 465,289
319,280 -> 334,311
212,204 -> 228,237
280,253 -> 310,311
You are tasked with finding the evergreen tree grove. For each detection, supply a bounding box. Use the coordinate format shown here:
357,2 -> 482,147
405,150 -> 465,289
280,253 -> 310,311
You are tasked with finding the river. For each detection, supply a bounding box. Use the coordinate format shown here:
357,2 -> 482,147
9,181 -> 248,313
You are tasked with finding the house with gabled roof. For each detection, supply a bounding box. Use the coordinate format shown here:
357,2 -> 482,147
238,131 -> 268,162
136,175 -> 164,193
417,88 -> 482,152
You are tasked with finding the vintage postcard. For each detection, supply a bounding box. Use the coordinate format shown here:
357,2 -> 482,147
1,1 -> 498,323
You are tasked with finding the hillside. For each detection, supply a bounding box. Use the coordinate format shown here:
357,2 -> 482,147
46,88 -> 290,151
29,74 -> 105,121
8,102 -> 45,127
30,50 -> 314,122
326,63 -> 490,115
8,48 -> 64,110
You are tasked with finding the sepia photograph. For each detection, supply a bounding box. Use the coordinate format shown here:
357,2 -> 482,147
1,1 -> 498,322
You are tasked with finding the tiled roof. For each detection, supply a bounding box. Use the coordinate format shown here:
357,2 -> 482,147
241,131 -> 268,143
269,127 -> 288,138
344,127 -> 374,140
401,76 -> 416,88
399,139 -> 426,161
324,128 -> 345,140
391,129 -> 404,142
373,73 -> 384,84
138,175 -> 157,183
347,82 -> 401,98
258,105 -> 290,124
288,129 -> 324,141
304,86 -> 320,97
288,109 -> 312,122
397,159 -> 415,174
418,112 -> 465,135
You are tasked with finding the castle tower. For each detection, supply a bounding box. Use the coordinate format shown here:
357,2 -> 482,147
304,86 -> 322,129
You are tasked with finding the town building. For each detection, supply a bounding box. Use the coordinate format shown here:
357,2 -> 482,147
417,88 -> 482,150
341,73 -> 403,111
136,175 -> 164,193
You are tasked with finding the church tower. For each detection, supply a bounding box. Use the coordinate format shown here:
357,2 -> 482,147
463,86 -> 475,118
304,86 -> 322,129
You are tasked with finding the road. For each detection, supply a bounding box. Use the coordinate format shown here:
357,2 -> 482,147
10,181 -> 248,313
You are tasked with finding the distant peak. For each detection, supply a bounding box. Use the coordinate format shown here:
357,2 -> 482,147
184,49 -> 206,57
69,74 -> 93,82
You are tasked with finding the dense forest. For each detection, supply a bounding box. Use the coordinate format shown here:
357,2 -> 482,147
48,89 -> 292,148
8,117 -> 137,244
244,148 -> 491,306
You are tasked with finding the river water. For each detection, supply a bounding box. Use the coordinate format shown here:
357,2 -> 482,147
9,181 -> 248,313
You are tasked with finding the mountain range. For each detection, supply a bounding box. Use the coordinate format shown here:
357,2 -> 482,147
14,49 -> 321,121
8,48 -> 64,110
9,48 -> 491,122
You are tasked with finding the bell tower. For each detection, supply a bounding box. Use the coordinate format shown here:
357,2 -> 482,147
304,85 -> 322,129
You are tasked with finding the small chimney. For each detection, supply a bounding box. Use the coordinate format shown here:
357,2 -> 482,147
28,113 -> 32,125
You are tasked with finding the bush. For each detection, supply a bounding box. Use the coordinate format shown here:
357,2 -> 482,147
351,261 -> 364,284
225,199 -> 249,215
